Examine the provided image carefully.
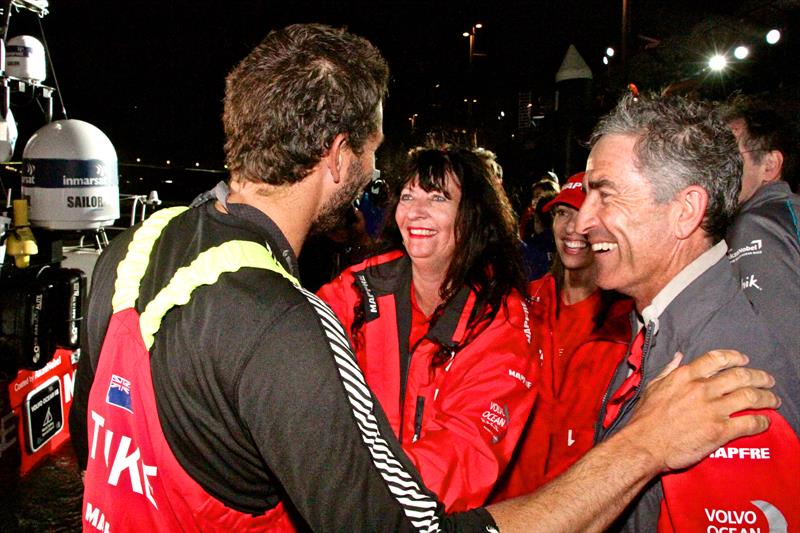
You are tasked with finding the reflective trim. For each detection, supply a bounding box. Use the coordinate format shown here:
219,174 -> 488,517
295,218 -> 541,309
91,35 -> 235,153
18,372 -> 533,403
112,206 -> 189,313
139,240 -> 297,349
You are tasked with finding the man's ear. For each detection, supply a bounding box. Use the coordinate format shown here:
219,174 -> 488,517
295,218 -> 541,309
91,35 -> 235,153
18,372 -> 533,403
762,150 -> 784,183
324,133 -> 349,184
675,185 -> 708,240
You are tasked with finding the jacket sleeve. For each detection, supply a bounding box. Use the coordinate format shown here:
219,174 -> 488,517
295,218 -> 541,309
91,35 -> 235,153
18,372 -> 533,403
653,300 -> 800,533
236,294 -> 497,532
405,299 -> 537,512
728,206 -> 800,356
659,409 -> 800,532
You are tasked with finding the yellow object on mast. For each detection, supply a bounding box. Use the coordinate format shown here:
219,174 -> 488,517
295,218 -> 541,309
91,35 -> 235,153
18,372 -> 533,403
6,199 -> 38,268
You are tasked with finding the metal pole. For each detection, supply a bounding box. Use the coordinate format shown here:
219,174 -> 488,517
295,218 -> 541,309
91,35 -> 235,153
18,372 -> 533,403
621,0 -> 629,76
469,31 -> 474,64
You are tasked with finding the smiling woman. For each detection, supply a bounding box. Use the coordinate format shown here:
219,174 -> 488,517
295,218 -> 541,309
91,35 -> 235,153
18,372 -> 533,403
490,171 -> 633,502
317,146 -> 535,512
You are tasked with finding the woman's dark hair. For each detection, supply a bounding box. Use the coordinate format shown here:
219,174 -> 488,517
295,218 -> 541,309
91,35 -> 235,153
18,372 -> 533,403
351,146 -> 529,365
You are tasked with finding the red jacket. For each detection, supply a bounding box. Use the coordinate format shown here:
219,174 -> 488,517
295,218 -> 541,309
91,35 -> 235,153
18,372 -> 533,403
490,274 -> 632,502
318,251 -> 536,512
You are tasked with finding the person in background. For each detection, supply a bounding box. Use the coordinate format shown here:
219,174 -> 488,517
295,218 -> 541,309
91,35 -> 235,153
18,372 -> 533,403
521,174 -> 560,279
474,146 -> 505,184
357,169 -> 390,238
721,95 -> 800,358
520,173 -> 560,240
490,171 -> 633,501
522,190 -> 558,279
474,147 -> 549,280
318,146 -> 536,511
299,204 -> 372,292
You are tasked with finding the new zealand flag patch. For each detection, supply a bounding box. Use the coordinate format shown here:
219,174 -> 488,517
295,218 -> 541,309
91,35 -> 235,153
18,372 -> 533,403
106,374 -> 133,413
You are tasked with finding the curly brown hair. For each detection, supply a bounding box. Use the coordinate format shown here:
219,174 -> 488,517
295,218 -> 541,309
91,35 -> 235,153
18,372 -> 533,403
223,24 -> 389,185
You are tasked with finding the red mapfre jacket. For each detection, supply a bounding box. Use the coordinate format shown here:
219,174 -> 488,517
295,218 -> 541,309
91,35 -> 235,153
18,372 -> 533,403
318,251 -> 536,512
490,274 -> 632,502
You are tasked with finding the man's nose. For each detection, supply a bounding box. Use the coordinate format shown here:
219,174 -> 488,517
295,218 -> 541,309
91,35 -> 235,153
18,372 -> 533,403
575,199 -> 595,235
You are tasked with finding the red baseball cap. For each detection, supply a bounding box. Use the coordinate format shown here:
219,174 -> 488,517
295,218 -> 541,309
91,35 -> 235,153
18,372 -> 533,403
542,171 -> 586,212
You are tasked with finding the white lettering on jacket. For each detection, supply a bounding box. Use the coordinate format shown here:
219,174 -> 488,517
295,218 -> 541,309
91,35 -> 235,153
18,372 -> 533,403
708,447 -> 771,460
728,239 -> 763,263
89,409 -> 159,509
704,508 -> 758,524
84,502 -> 112,532
508,368 -> 532,389
520,300 -> 531,343
740,274 -> 762,291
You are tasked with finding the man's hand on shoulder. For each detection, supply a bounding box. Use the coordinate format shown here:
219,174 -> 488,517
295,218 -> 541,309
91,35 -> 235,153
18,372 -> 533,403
623,349 -> 779,472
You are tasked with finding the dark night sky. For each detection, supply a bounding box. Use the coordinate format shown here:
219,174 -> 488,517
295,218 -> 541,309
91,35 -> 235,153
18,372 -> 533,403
5,0 -> 794,169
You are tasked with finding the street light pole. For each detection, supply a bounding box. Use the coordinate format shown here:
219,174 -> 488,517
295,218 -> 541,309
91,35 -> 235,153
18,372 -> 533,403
621,0 -> 629,76
463,23 -> 483,64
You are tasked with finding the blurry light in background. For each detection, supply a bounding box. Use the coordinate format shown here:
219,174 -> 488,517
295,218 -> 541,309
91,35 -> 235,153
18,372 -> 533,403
708,54 -> 727,71
603,56 -> 609,65
136,157 -> 141,163
606,47 -> 615,57
475,23 -> 482,29
462,32 -> 469,37
766,29 -> 781,45
734,46 -> 749,60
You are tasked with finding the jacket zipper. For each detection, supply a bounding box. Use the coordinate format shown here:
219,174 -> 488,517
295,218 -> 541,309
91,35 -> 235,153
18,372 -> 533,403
595,320 -> 655,441
412,396 -> 425,443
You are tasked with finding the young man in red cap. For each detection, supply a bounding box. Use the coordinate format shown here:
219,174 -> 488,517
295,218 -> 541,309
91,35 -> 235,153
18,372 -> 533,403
491,171 -> 633,501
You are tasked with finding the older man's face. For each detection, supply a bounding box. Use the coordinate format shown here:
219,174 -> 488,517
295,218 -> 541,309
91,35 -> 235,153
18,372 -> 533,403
575,134 -> 678,310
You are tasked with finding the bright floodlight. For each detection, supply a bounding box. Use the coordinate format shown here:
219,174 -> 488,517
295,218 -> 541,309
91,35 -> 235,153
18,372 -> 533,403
462,31 -> 469,37
708,54 -> 727,71
734,46 -> 749,60
475,23 -> 483,29
603,56 -> 609,65
766,29 -> 781,45
606,47 -> 615,57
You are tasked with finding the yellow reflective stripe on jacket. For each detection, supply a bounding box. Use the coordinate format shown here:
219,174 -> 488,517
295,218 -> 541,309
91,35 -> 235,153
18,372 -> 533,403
139,240 -> 299,349
112,206 -> 189,313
